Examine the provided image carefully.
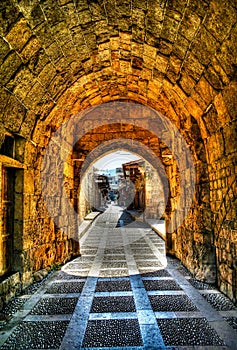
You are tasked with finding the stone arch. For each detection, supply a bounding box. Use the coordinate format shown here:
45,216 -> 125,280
54,101 -> 213,283
77,137 -> 169,225
79,139 -> 168,222
0,0 -> 236,302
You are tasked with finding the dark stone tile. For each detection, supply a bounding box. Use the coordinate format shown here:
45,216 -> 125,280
101,262 -> 127,268
82,319 -> 143,347
140,269 -> 171,277
95,280 -> 132,292
30,297 -> 78,315
64,262 -> 92,270
202,293 -> 237,311
103,255 -> 126,261
99,269 -> 129,277
90,296 -> 136,313
2,296 -> 29,316
224,316 -> 237,330
80,249 -> 98,254
157,318 -> 225,346
134,254 -> 157,260
149,295 -> 198,312
22,273 -> 53,295
137,261 -> 164,269
46,282 -> 85,294
104,249 -> 125,254
56,272 -> 86,280
1,321 -> 69,349
143,280 -> 182,291
188,278 -> 217,290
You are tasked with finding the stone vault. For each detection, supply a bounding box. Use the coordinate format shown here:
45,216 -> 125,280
0,0 -> 236,305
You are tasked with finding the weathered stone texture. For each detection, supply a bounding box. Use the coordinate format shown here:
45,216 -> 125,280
0,0 -> 236,305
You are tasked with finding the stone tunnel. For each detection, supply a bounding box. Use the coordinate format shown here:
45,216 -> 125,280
0,0 -> 237,309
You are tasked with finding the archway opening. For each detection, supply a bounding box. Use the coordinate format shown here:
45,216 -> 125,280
70,147 -> 168,277
79,149 -> 167,239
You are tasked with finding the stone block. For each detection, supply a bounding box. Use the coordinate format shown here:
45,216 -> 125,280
195,77 -> 217,106
179,73 -> 196,95
21,36 -> 41,63
24,170 -> 35,194
206,132 -> 224,163
5,18 -> 31,51
192,27 -> 218,66
179,11 -> 201,41
160,17 -> 179,43
223,123 -> 237,156
231,230 -> 237,242
204,0 -> 236,42
185,97 -> 203,119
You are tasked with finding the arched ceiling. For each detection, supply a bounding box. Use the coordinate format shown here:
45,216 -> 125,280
0,0 -> 237,150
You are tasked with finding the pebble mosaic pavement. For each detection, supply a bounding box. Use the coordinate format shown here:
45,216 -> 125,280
0,205 -> 237,349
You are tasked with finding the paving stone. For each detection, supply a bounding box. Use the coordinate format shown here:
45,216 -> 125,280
82,319 -> 143,347
137,261 -> 164,268
90,296 -> 136,313
80,249 -> 98,254
22,272 -> 53,295
1,321 -> 69,349
188,278 -> 217,290
60,270 -> 89,277
140,269 -> 171,277
74,256 -> 95,262
134,254 -> 157,259
202,293 -> 237,311
46,281 -> 85,294
104,249 -> 125,254
149,295 -> 198,312
101,262 -> 128,268
143,279 -> 182,291
157,318 -> 225,346
103,255 -> 126,261
99,269 -> 129,277
224,316 -> 237,330
1,296 -> 30,316
64,262 -> 92,270
95,280 -> 132,292
30,297 -> 78,315
56,272 -> 86,280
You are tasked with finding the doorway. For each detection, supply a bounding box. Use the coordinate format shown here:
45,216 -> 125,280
0,166 -> 15,277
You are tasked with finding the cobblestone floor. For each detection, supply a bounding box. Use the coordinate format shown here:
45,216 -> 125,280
0,205 -> 237,349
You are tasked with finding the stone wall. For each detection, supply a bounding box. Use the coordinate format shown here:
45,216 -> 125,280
207,119 -> 237,302
13,135 -> 80,288
145,164 -> 166,220
0,273 -> 21,310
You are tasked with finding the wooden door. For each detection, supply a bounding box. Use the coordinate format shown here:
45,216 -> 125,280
0,166 -> 14,276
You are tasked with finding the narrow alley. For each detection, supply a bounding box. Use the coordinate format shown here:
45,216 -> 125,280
0,205 -> 236,349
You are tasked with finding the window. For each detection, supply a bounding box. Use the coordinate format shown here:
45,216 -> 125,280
0,135 -> 15,158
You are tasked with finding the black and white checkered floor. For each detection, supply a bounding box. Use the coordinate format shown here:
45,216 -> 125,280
0,205 -> 237,349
